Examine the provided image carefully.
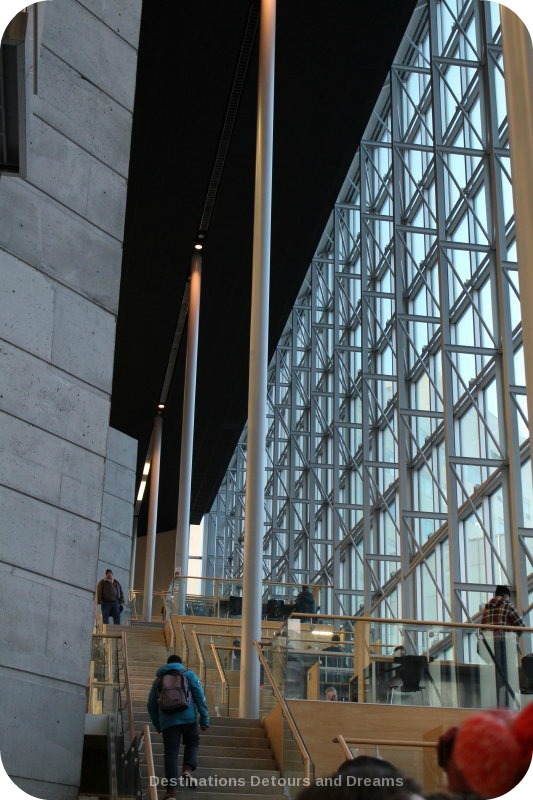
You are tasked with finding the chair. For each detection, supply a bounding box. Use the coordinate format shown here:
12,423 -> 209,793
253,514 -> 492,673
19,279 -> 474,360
227,595 -> 242,617
388,655 -> 429,705
265,598 -> 285,620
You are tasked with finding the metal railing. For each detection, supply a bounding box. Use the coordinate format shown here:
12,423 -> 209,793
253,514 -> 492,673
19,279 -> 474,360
273,612 -> 533,709
142,724 -> 157,800
210,643 -> 230,716
253,640 -> 314,783
87,632 -> 141,797
191,629 -> 206,683
334,734 -> 438,760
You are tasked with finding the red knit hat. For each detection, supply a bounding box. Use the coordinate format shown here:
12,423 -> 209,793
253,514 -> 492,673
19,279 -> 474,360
438,704 -> 533,798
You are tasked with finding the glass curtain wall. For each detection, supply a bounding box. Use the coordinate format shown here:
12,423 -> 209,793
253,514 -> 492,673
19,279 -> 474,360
205,0 -> 532,623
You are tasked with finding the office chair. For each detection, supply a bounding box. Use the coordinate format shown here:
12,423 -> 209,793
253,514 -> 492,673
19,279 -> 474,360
266,598 -> 285,620
388,655 -> 429,705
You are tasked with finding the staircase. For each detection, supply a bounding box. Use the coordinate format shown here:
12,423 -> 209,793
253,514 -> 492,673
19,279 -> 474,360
115,623 -> 286,799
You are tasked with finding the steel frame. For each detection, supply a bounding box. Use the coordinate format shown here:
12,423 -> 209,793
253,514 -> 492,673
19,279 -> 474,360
205,0 -> 532,622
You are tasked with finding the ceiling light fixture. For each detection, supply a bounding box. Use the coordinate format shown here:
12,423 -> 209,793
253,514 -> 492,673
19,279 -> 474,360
194,242 -> 203,251
142,462 -> 150,476
158,403 -> 165,410
137,479 -> 147,502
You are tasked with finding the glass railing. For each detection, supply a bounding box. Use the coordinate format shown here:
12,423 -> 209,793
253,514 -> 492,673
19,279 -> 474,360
254,640 -> 313,791
87,633 -> 142,798
160,576 -> 330,619
334,734 -> 446,793
264,614 -> 533,710
129,590 -> 169,621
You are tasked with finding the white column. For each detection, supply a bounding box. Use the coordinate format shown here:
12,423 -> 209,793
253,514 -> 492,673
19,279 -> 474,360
175,253 -> 202,615
239,0 -> 276,719
500,7 -> 533,608
143,413 -> 163,622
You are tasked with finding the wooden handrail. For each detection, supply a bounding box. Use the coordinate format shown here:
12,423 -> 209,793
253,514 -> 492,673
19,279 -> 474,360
191,630 -> 206,683
143,724 -> 158,800
131,578 -> 332,589
253,640 -> 313,783
121,632 -> 136,745
213,641 -> 272,650
210,643 -> 230,714
288,612 -> 533,634
334,734 -> 437,759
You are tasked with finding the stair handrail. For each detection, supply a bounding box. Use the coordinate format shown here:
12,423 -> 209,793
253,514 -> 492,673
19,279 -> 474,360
209,643 -> 230,715
334,734 -> 438,759
142,724 -> 158,800
286,611 -> 533,632
161,598 -> 175,652
191,629 -> 206,683
121,632 -> 136,744
176,618 -> 189,664
253,640 -> 313,783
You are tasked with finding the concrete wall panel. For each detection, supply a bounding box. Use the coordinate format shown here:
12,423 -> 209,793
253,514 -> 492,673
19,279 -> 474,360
36,49 -> 133,176
0,179 -> 123,313
106,426 -> 138,470
100,491 -> 135,537
77,0 -> 143,48
0,486 -> 100,590
98,526 -> 132,573
0,665 -> 87,793
0,251 -> 54,360
0,341 -> 110,454
27,116 -> 128,239
0,411 -> 105,521
44,0 -> 138,109
52,285 -> 116,392
0,565 -> 94,683
13,777 -> 79,800
104,458 -> 136,502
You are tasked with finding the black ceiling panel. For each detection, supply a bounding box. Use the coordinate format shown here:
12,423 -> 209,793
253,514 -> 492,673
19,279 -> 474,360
111,0 -> 418,533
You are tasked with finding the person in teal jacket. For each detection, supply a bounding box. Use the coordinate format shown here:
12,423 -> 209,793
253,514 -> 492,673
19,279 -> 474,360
147,655 -> 209,797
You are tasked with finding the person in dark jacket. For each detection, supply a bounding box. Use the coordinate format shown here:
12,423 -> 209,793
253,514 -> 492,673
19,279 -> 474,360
147,655 -> 209,798
96,569 -> 124,624
294,585 -> 317,615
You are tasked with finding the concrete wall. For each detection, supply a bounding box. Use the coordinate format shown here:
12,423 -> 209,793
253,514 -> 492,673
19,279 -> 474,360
0,2 -> 142,798
98,427 -> 137,599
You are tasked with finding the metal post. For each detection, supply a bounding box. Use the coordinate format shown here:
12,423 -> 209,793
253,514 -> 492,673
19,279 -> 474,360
143,413 -> 163,622
499,6 -> 533,611
500,7 -> 533,472
130,515 -> 138,591
175,253 -> 202,615
240,0 -> 276,719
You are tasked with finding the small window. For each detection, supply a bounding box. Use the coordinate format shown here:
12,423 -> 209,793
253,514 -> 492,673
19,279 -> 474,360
0,11 -> 27,174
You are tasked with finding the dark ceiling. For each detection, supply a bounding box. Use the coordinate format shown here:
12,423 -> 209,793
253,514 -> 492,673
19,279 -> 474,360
110,0 -> 418,534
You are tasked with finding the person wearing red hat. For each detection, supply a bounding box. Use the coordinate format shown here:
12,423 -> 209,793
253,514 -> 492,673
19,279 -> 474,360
437,704 -> 533,798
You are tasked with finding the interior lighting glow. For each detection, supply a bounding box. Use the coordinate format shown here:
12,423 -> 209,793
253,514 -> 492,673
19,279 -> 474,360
142,462 -> 150,476
137,479 -> 147,502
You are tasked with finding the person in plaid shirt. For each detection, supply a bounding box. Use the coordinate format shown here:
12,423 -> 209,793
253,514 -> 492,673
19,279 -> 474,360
481,585 -> 524,707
